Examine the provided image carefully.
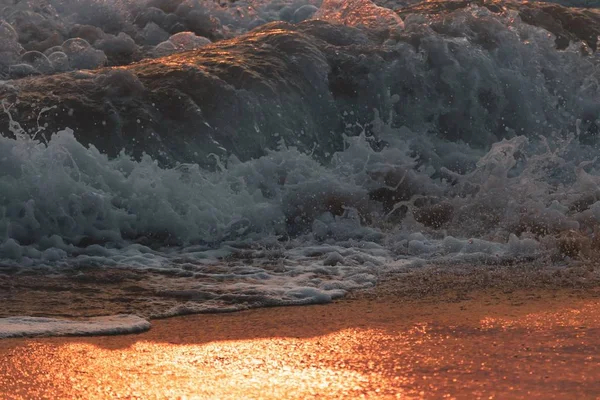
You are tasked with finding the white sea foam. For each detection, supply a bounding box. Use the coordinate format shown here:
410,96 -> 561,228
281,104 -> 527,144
0,113 -> 595,271
0,315 -> 150,338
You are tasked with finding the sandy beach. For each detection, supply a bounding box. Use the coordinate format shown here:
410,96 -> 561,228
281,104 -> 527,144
3,0 -> 600,398
2,280 -> 600,400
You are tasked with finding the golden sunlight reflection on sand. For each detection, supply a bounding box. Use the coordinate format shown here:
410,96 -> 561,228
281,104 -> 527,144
2,290 -> 600,399
3,329 -> 415,399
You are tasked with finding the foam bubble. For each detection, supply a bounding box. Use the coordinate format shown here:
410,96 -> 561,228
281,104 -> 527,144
153,40 -> 177,57
168,31 -> 211,51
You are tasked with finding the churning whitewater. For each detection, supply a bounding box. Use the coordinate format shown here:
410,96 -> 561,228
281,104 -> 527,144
2,0 -> 600,336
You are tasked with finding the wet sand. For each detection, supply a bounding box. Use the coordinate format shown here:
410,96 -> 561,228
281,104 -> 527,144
2,284 -> 600,399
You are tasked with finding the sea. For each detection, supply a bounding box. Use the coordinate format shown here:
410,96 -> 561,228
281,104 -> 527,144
1,0 -> 600,337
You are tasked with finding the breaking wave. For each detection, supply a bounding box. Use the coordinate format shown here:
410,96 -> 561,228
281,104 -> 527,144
2,0 -> 600,335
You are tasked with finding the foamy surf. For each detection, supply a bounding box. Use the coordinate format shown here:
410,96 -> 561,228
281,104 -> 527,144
0,315 -> 150,338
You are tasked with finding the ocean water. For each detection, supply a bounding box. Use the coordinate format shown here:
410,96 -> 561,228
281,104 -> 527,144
1,0 -> 600,337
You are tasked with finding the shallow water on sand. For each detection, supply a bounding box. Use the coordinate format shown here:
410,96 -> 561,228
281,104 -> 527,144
2,288 -> 599,399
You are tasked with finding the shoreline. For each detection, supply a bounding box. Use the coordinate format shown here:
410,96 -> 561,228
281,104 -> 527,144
2,283 -> 600,399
